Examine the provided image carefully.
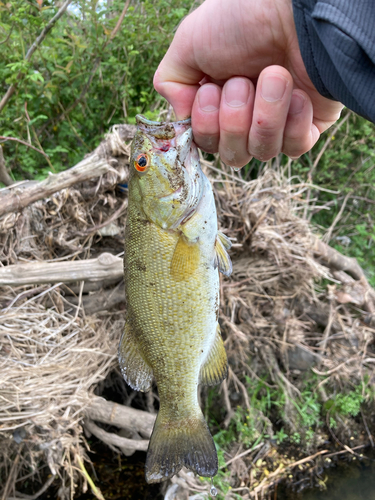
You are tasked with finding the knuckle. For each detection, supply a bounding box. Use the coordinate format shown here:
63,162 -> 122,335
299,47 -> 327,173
282,138 -> 310,158
220,147 -> 250,167
248,139 -> 281,162
253,117 -> 281,138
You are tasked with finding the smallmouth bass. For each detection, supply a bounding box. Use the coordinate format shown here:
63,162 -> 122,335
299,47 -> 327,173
119,115 -> 232,483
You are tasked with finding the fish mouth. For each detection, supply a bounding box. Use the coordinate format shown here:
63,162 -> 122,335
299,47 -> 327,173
136,115 -> 191,140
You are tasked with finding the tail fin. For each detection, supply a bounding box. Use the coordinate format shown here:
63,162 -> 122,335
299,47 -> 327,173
145,410 -> 218,483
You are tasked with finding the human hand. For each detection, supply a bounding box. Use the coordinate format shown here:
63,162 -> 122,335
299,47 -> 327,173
154,0 -> 344,167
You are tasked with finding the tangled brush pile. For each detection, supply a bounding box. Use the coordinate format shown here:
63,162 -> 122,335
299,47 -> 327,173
1,126 -> 374,499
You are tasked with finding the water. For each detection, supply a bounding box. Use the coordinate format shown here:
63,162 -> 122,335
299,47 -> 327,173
210,477 -> 218,497
278,455 -> 375,500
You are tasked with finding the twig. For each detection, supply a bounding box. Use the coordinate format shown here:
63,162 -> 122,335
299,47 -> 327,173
1,447 -> 22,500
0,146 -> 14,186
24,102 -> 55,171
64,283 -> 125,315
0,136 -> 49,159
108,0 -> 131,41
303,111 -> 352,220
313,237 -> 366,281
318,303 -> 335,359
221,379 -> 234,428
312,357 -> 358,376
0,0 -> 72,114
223,442 -> 264,468
40,0 -> 131,131
78,198 -> 128,236
86,395 -> 155,439
7,475 -> 56,500
325,412 -> 371,460
325,444 -> 367,458
361,408 -> 374,448
250,449 -> 329,498
0,23 -> 14,45
324,191 -> 352,244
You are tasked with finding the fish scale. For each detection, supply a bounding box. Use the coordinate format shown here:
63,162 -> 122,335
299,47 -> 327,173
125,199 -> 216,400
119,115 -> 232,483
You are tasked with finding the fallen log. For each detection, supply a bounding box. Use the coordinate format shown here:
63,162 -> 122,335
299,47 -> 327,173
0,252 -> 123,286
0,124 -> 136,219
85,419 -> 149,455
86,395 -> 155,439
66,283 -> 125,315
85,396 -> 155,456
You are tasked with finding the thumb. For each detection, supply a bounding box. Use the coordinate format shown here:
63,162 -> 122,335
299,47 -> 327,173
153,19 -> 204,120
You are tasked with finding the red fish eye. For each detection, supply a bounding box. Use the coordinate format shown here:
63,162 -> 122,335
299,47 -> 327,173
135,154 -> 149,172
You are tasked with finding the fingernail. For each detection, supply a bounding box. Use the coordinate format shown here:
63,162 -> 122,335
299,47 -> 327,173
289,93 -> 305,115
224,78 -> 250,107
261,75 -> 288,102
198,84 -> 220,112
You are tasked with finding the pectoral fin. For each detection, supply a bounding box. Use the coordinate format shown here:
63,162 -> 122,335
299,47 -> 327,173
214,231 -> 232,276
171,234 -> 200,281
199,324 -> 228,386
118,321 -> 153,392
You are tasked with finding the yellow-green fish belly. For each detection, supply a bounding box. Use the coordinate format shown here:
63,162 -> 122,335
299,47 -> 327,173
124,199 -> 218,416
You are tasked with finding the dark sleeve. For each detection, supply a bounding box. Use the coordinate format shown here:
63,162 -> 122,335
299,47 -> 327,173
292,0 -> 375,122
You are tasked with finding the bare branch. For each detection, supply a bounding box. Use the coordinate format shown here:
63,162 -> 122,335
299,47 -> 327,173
0,136 -> 49,159
66,283 -> 125,315
84,419 -> 149,455
313,237 -> 365,281
0,22 -> 14,45
0,124 -> 135,219
0,252 -> 123,286
0,153 -> 112,218
0,147 -> 14,186
86,395 -> 155,439
0,0 -> 73,114
108,0 -> 132,41
41,0 -> 131,131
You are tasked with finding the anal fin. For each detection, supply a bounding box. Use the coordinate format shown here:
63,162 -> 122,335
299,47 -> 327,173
118,321 -> 153,392
171,234 -> 200,281
199,324 -> 228,386
214,231 -> 232,276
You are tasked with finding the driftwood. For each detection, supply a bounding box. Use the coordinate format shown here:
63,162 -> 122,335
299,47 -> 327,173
67,283 -> 125,315
313,237 -> 375,314
313,237 -> 367,281
0,252 -> 123,286
0,154 -> 112,219
86,395 -> 155,439
0,124 -> 136,219
84,396 -> 155,456
85,419 -> 149,455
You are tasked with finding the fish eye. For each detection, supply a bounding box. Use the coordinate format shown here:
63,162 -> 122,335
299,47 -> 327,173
135,153 -> 149,172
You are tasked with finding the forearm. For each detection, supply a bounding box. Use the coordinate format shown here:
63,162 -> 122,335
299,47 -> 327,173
292,0 -> 375,122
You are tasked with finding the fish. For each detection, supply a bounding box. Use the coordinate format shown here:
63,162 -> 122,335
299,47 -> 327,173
118,115 -> 232,484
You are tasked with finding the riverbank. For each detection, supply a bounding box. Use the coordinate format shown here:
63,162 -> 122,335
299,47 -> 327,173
1,128 -> 375,500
